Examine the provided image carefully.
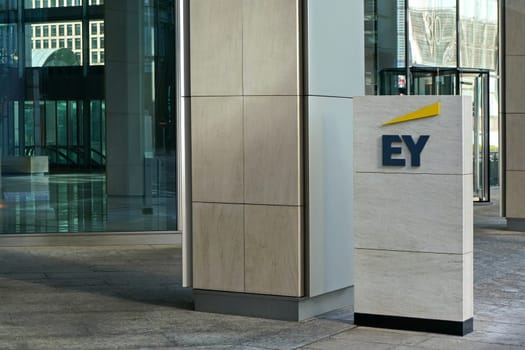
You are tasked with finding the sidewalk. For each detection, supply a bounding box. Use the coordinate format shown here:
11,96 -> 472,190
0,190 -> 524,349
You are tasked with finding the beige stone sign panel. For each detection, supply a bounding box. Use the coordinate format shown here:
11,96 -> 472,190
353,96 -> 473,336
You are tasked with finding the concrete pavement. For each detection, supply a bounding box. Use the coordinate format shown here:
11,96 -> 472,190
0,189 -> 524,349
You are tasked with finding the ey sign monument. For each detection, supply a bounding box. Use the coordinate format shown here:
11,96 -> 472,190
353,96 -> 474,336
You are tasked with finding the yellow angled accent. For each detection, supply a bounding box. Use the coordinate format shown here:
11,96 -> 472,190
383,102 -> 441,126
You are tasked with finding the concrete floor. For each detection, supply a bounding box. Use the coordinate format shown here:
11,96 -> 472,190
0,190 -> 524,349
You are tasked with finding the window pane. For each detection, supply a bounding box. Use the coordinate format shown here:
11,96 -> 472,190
408,0 -> 457,67
459,0 -> 499,187
24,102 -> 35,151
25,0 -> 82,8
57,101 -> 67,147
1,1 -> 177,234
69,101 -> 78,146
459,0 -> 498,70
0,24 -> 19,67
46,101 -> 57,146
364,0 -> 407,95
0,0 -> 17,10
26,21 -> 82,67
89,20 -> 104,65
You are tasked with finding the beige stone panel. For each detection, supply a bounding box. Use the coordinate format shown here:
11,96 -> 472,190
355,249 -> 472,322
506,171 -> 525,218
193,203 -> 244,292
355,173 -> 471,254
244,96 -> 302,206
463,250 -> 474,320
190,0 -> 243,96
506,56 -> 525,114
243,0 -> 300,95
245,205 -> 303,297
191,97 -> 244,203
506,0 -> 525,55
506,115 -> 525,171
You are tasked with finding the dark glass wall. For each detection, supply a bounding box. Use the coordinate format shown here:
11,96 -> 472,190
1,1 -> 105,168
0,1 -> 178,234
365,0 -> 406,95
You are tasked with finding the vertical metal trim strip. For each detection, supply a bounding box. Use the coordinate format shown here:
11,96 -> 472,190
499,0 -> 506,216
405,0 -> 410,95
301,0 -> 310,298
484,72 -> 491,202
456,0 -> 461,94
177,0 -> 192,287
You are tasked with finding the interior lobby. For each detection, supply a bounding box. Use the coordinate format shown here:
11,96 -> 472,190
1,0 -> 178,235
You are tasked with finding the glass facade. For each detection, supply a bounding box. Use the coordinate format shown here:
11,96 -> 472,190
27,0 -> 82,9
0,1 -> 177,233
408,0 -> 458,67
365,0 -> 499,201
365,0 -> 407,95
28,21 -> 84,66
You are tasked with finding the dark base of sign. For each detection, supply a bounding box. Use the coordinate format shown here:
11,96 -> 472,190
354,313 -> 473,336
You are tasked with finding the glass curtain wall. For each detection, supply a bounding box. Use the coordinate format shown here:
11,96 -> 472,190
365,0 -> 407,95
365,0 -> 499,201
459,0 -> 499,192
0,1 -> 177,233
409,0 -> 457,68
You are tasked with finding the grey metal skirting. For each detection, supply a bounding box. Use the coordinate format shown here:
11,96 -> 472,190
507,218 -> 525,232
193,287 -> 353,321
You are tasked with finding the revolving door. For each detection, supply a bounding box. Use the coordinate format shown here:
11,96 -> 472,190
380,67 -> 491,202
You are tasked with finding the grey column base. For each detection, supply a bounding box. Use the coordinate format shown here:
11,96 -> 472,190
506,218 -> 525,231
193,286 -> 353,321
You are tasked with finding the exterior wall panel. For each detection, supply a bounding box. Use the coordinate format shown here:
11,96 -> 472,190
505,1 -> 525,224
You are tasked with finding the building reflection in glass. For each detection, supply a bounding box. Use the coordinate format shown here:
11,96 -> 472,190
0,173 -> 176,234
364,0 -> 499,202
0,0 -> 178,234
